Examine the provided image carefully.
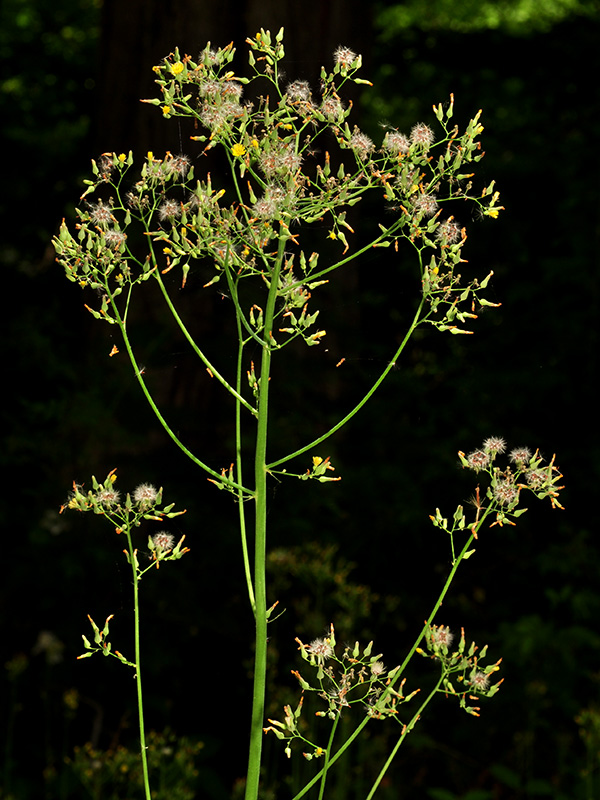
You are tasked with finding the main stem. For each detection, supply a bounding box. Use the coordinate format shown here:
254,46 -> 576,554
128,533 -> 151,800
245,231 -> 287,800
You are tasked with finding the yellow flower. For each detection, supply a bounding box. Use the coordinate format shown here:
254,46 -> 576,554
485,209 -> 499,219
312,456 -> 323,467
118,153 -> 127,163
171,62 -> 184,75
162,106 -> 172,117
231,143 -> 246,157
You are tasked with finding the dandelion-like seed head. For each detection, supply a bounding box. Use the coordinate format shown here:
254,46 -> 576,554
222,81 -> 243,101
469,670 -> 490,691
466,450 -> 490,472
382,131 -> 410,155
509,447 -> 532,466
286,80 -> 311,102
152,531 -> 174,552
164,153 -> 191,179
493,479 -> 518,506
159,199 -> 182,222
103,230 -> 127,249
413,194 -> 439,217
96,488 -> 120,507
431,625 -> 453,650
350,129 -> 375,158
526,468 -> 546,490
483,436 -> 506,456
89,201 -> 113,229
133,483 -> 158,508
333,46 -> 357,69
410,122 -> 435,147
308,637 -> 334,664
436,219 -> 462,245
321,96 -> 344,121
370,661 -> 386,677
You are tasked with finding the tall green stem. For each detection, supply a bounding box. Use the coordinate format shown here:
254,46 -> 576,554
244,230 -> 288,800
125,529 -> 151,800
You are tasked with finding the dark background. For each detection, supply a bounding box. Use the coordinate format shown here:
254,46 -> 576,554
2,0 -> 599,798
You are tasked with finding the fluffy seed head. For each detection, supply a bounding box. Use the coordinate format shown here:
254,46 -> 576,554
286,80 -> 311,102
164,153 -> 191,179
103,230 -> 127,249
308,637 -> 334,663
483,436 -> 506,455
321,96 -> 344,121
89,201 -> 113,228
134,483 -> 158,508
410,122 -> 435,147
431,625 -> 453,650
152,531 -> 174,551
493,479 -> 519,506
159,199 -> 181,221
413,194 -> 439,217
333,46 -> 357,69
467,450 -> 490,472
526,468 -> 546,489
509,447 -> 532,466
350,129 -> 375,158
436,219 -> 462,244
370,661 -> 386,677
382,131 -> 410,155
469,670 -> 490,691
96,488 -> 120,507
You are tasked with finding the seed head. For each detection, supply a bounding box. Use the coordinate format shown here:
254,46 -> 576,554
152,531 -> 174,552
96,488 -> 120,507
436,219 -> 462,244
382,131 -> 410,155
469,670 -> 490,691
431,625 -> 453,651
525,468 -> 546,490
493,479 -> 519,506
370,661 -> 386,677
159,199 -> 182,221
89,201 -> 113,229
103,230 -> 127,249
164,153 -> 191,180
333,46 -> 357,69
509,447 -> 532,466
350,128 -> 375,158
308,637 -> 334,664
413,194 -> 439,217
410,122 -> 435,147
483,436 -> 506,456
466,450 -> 490,472
134,483 -> 158,508
285,80 -> 311,102
321,96 -> 344,121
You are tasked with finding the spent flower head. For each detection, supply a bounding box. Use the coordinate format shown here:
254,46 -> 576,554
152,531 -> 175,552
95,487 -> 120,507
466,450 -> 490,472
483,437 -> 506,456
134,483 -> 158,508
410,122 -> 435,147
307,637 -> 334,664
333,46 -> 357,69
509,447 -> 532,466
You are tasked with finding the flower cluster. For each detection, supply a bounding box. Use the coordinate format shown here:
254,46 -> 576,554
458,439 -> 564,527
54,33 -> 504,348
418,625 -> 503,716
265,625 -> 414,760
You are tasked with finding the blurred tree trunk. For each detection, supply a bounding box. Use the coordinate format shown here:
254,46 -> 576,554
96,0 -> 372,153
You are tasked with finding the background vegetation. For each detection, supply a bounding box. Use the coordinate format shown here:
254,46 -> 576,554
2,0 -> 599,797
